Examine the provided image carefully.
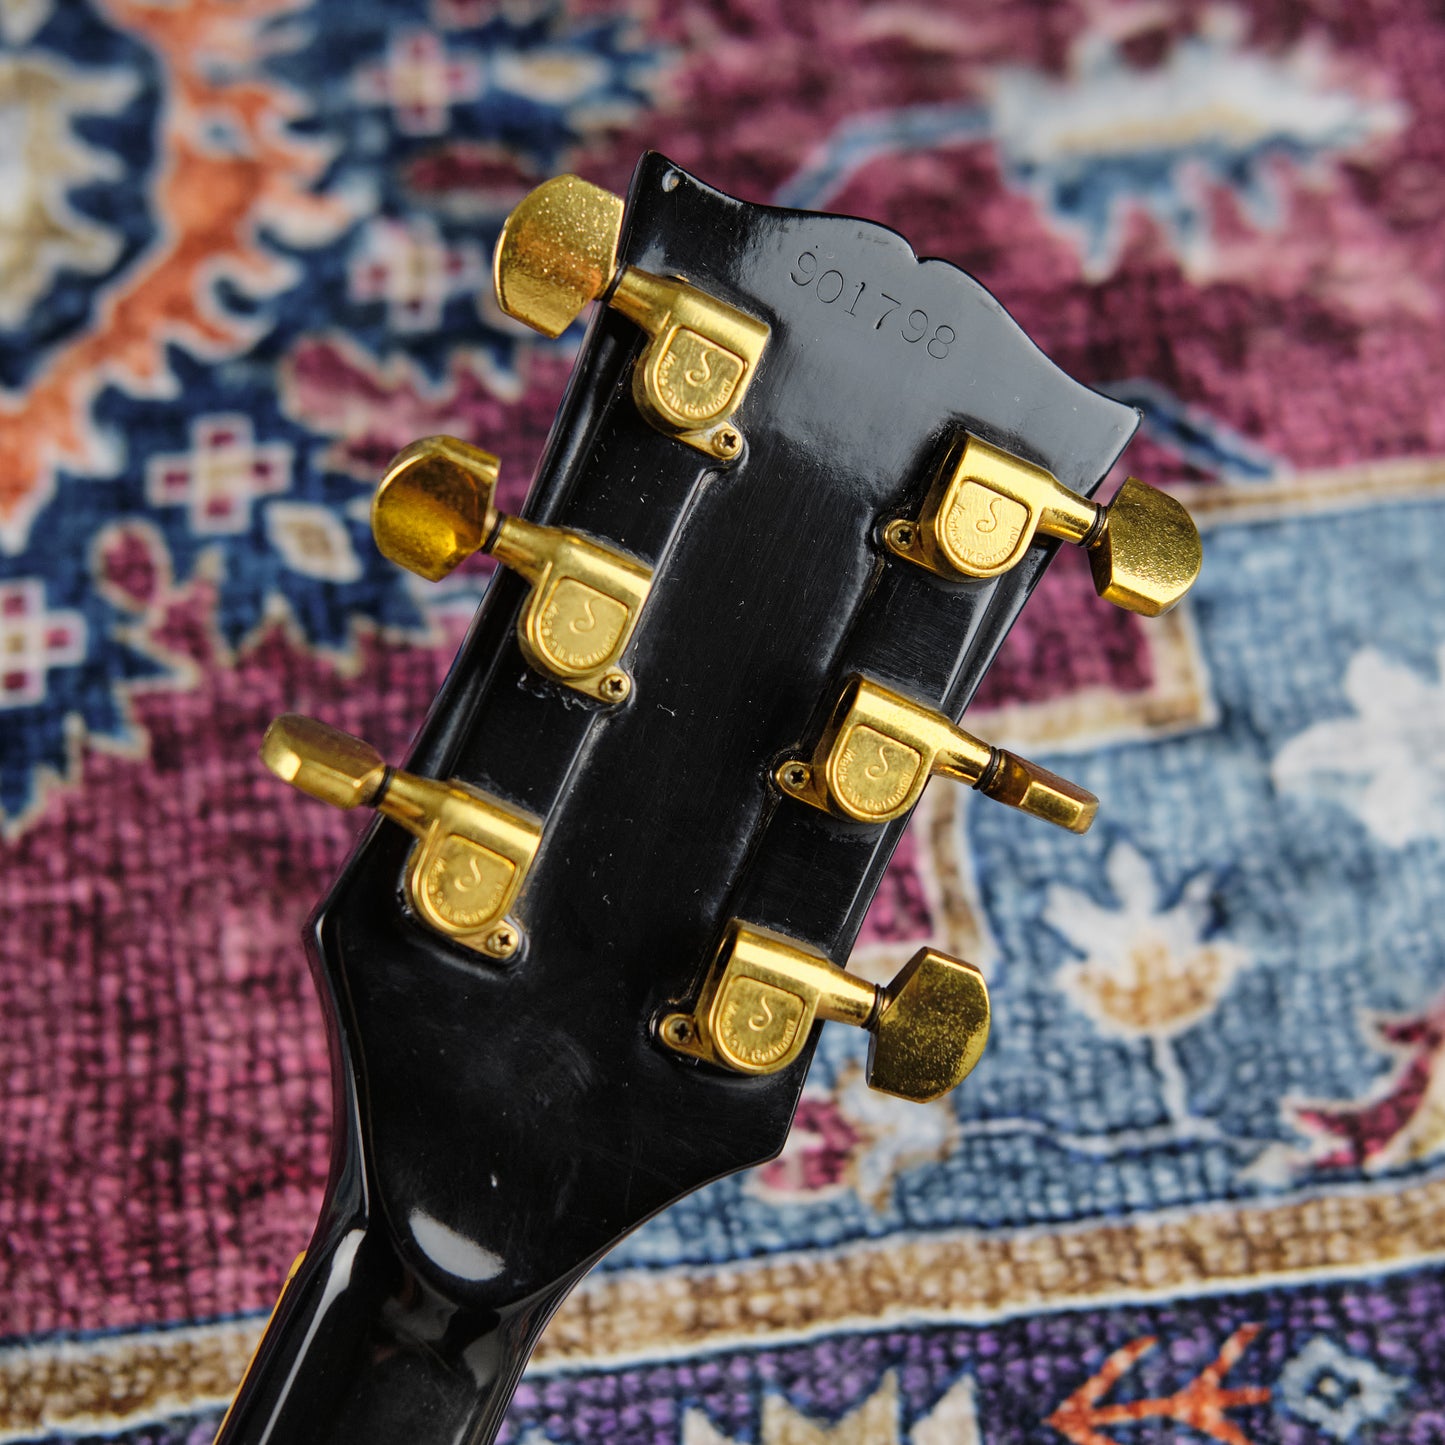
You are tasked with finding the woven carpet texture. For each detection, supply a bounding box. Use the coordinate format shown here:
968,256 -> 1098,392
2,2 -> 1445,1442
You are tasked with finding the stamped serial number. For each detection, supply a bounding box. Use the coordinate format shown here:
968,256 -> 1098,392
789,250 -> 954,359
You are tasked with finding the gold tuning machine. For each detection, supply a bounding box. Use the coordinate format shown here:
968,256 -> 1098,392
884,433 -> 1202,616
261,715 -> 541,960
778,675 -> 1097,833
661,922 -> 990,1103
373,435 -> 651,703
494,175 -> 769,461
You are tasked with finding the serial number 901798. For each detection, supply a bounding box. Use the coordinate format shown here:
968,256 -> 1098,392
789,250 -> 954,360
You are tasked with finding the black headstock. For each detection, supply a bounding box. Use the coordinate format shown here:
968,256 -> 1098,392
216,153 -> 1198,1445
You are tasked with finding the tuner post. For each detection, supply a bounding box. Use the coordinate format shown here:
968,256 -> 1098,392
885,433 -> 1202,616
494,175 -> 769,460
261,715 -> 541,960
661,921 -> 990,1103
373,436 -> 651,704
777,675 -> 1097,833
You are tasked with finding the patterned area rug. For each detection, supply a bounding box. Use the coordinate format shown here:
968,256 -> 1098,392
3,1 -> 1445,1441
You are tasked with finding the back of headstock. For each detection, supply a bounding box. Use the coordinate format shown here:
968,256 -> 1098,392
216,153 -> 1200,1445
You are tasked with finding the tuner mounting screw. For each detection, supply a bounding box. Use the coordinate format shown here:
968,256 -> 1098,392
482,925 -> 520,959
884,519 -> 915,553
599,671 -> 630,702
780,763 -> 808,791
662,1015 -> 694,1046
712,427 -> 742,459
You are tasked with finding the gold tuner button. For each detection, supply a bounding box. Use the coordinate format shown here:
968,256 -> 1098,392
371,433 -> 498,584
260,715 -> 541,960
885,433 -> 1202,616
493,174 -> 625,339
1086,475 -> 1203,616
373,436 -> 651,704
661,922 -> 990,1103
494,175 -> 769,460
777,675 -> 1097,833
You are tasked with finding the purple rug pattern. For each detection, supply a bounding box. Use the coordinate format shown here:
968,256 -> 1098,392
3,2 -> 1445,1442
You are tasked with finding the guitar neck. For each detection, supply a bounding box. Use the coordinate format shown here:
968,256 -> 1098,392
215,1219 -> 577,1445
213,954 -> 578,1445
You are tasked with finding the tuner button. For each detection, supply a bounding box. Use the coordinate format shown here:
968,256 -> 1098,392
1088,476 -> 1203,617
261,715 -> 386,810
372,436 -> 500,582
494,174 -> 624,338
867,949 -> 990,1103
260,714 -> 542,960
976,750 -> 1098,834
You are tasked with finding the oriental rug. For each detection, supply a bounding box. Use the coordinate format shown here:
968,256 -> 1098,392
3,2 -> 1445,1442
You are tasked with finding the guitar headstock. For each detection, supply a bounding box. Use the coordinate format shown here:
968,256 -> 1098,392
261,153 -> 1200,1313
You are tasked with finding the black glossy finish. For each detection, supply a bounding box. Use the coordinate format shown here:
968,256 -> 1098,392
217,154 -> 1138,1445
